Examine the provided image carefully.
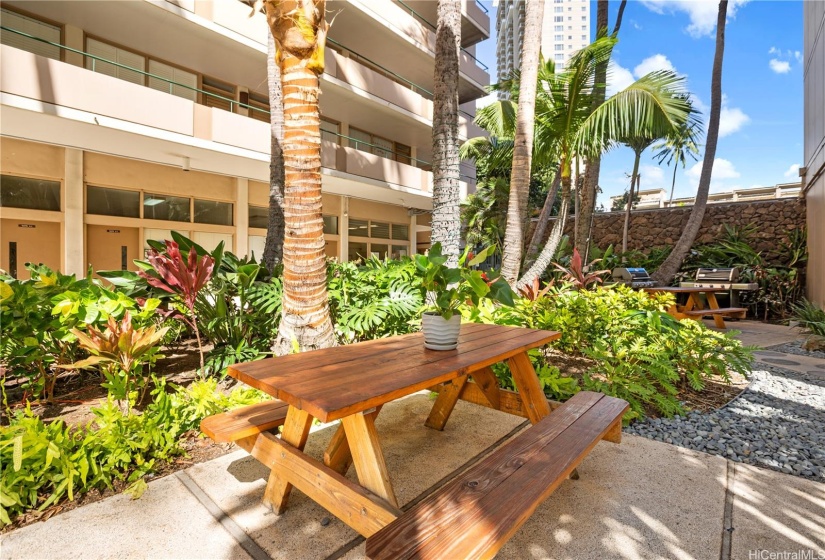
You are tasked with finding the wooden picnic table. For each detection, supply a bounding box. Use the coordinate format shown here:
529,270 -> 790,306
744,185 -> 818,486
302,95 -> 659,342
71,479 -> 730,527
643,286 -> 745,328
225,323 -> 560,537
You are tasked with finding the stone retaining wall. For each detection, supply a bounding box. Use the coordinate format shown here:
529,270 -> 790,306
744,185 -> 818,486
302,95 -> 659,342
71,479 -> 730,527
566,198 -> 806,254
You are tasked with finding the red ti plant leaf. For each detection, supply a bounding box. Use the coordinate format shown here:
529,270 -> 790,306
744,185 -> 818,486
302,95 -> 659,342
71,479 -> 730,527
140,241 -> 214,312
552,248 -> 610,290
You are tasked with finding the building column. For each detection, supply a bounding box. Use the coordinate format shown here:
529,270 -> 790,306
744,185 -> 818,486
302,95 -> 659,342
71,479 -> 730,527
339,196 -> 349,262
409,213 -> 417,256
63,25 -> 84,67
63,149 -> 84,276
236,178 -> 249,257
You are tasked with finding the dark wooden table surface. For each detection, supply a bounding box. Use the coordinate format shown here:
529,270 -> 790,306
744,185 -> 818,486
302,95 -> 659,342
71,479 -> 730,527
226,323 -> 561,537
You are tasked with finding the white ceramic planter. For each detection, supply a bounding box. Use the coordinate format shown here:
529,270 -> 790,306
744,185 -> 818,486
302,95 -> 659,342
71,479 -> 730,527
421,312 -> 462,350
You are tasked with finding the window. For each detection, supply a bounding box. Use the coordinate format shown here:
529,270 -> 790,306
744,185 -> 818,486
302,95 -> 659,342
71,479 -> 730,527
86,38 -> 145,86
555,44 -> 564,51
321,118 -> 340,143
249,205 -> 268,229
582,25 -> 587,30
554,6 -> 563,12
391,224 -> 409,241
348,127 -> 414,165
0,175 -> 60,211
554,16 -> 563,22
194,199 -> 233,226
555,25 -> 563,31
143,194 -> 190,222
582,16 -> 587,21
148,59 -> 197,102
247,92 -> 269,123
582,35 -> 587,40
323,215 -> 338,235
87,186 -> 140,218
569,35 -> 573,40
347,219 -> 407,261
555,54 -> 564,61
371,222 -> 390,239
554,34 -> 563,41
582,5 -> 587,10
202,76 -> 235,112
0,8 -> 61,60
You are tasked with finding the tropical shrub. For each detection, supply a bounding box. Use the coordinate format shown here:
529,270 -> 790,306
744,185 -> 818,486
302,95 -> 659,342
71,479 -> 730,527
792,299 -> 825,337
0,377 -> 267,526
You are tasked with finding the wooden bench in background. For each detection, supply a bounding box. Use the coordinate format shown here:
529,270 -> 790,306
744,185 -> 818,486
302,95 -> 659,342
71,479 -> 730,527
365,391 -> 628,560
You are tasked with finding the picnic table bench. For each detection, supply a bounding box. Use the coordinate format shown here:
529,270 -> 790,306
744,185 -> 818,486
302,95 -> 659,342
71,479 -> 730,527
644,286 -> 746,329
200,324 -> 628,558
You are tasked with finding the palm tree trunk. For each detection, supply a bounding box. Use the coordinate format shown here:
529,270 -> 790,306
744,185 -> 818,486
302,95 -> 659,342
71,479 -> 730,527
263,30 -> 285,272
668,161 -> 678,205
524,171 -> 561,268
574,0 -> 609,258
266,0 -> 335,353
517,170 -> 571,290
500,0 -> 545,284
652,0 -> 727,285
431,0 -> 461,266
622,149 -> 641,253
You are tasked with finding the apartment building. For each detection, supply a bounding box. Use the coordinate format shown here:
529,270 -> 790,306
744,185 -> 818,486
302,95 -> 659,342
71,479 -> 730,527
609,183 -> 803,211
495,0 -> 590,82
0,0 -> 490,279
803,0 -> 824,306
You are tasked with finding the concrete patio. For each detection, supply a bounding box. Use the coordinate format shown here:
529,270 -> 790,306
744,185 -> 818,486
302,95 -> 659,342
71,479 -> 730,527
1,321 -> 823,560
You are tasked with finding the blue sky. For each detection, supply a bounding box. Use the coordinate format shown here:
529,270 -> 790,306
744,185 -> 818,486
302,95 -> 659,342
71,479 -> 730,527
474,0 -> 803,207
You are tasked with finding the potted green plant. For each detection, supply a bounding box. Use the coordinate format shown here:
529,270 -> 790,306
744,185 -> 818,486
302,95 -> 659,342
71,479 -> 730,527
414,243 -> 515,350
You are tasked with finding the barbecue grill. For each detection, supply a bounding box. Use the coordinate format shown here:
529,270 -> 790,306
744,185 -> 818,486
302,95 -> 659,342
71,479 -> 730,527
680,267 -> 757,307
611,267 -> 657,289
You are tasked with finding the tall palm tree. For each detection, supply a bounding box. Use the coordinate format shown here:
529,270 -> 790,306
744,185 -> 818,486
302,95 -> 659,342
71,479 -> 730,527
652,118 -> 703,205
500,0 -> 545,285
516,43 -> 691,290
620,134 -> 652,253
653,0 -> 728,285
263,0 -> 335,353
262,30 -> 285,272
431,0 -> 462,265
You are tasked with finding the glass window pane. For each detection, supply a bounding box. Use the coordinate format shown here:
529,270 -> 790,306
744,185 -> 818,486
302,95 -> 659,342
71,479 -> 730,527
348,218 -> 369,237
391,223 -> 409,241
321,118 -> 340,143
348,128 -> 371,153
0,8 -> 61,60
323,215 -> 339,235
392,245 -> 408,259
143,193 -> 190,222
371,244 -> 388,259
348,241 -> 368,261
371,221 -> 390,239
0,175 -> 60,211
373,136 -> 393,159
248,205 -> 268,229
194,199 -> 233,226
87,186 -> 140,217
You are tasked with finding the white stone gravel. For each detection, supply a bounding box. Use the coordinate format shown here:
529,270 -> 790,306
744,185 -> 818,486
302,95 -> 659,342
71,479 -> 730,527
626,364 -> 825,482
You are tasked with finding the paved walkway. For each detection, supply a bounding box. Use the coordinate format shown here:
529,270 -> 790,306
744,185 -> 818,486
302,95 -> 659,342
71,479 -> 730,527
2,322 -> 823,560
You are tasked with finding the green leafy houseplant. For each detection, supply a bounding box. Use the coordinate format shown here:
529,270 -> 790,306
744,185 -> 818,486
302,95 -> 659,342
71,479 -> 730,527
414,243 -> 515,320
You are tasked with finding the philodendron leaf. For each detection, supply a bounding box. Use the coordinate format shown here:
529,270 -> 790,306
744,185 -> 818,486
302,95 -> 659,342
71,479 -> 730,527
488,278 -> 516,307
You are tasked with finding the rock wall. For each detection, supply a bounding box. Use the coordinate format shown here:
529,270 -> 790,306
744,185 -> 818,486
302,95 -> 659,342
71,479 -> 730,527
566,198 -> 807,254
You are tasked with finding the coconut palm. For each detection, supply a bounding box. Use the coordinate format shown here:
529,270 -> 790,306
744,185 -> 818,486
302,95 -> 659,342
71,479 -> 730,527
262,0 -> 335,353
653,0 -> 728,285
500,0 -> 545,284
262,30 -> 285,272
431,0 -> 462,265
516,43 -> 692,290
652,118 -> 703,205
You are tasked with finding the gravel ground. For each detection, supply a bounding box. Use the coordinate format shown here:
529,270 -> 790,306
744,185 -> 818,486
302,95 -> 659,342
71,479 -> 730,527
627,363 -> 825,481
766,340 -> 825,359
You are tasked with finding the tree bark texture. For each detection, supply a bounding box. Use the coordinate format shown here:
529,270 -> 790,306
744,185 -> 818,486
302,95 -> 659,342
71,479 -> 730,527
574,0 -> 609,258
431,0 -> 462,265
622,150 -> 641,253
263,31 -> 286,271
652,0 -> 727,285
517,174 -> 571,290
500,0 -> 545,284
265,0 -> 336,353
524,171 -> 561,269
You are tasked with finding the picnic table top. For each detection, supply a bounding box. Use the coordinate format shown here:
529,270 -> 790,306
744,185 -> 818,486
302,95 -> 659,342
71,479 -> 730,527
227,323 -> 560,422
643,286 -> 714,293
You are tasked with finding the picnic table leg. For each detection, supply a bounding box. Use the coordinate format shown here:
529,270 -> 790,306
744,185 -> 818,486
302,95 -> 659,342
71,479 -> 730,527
324,406 -> 382,475
341,411 -> 398,508
508,351 -> 551,424
262,405 -> 313,514
705,292 -> 727,328
425,375 -> 468,430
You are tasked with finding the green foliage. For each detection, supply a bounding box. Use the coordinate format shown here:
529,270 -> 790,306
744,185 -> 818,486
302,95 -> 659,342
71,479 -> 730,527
468,284 -> 754,419
0,377 -> 267,526
327,257 -> 423,343
792,299 -> 825,337
415,243 -> 515,320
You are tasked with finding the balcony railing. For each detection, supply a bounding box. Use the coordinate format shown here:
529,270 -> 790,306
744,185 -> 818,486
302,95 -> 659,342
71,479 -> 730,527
1,26 -> 476,184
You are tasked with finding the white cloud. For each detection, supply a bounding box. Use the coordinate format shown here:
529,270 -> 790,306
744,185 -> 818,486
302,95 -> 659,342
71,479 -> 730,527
783,164 -> 801,178
769,59 -> 791,74
607,61 -> 635,97
687,158 -> 740,183
641,0 -> 748,38
633,54 -> 676,78
639,164 -> 666,188
794,51 -> 802,63
719,106 -> 750,137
